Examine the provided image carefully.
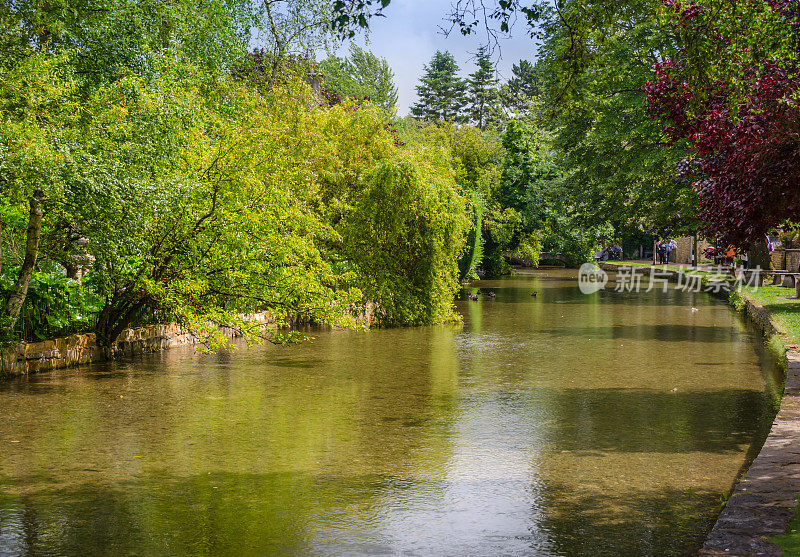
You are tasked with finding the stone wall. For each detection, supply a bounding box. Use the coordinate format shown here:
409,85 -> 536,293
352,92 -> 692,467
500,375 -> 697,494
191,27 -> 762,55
0,312 -> 276,377
788,249 -> 800,272
771,249 -> 785,270
675,236 -> 693,264
769,248 -> 800,271
700,296 -> 800,556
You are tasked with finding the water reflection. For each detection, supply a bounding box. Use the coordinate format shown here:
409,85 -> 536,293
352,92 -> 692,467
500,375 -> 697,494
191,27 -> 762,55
0,270 -> 780,556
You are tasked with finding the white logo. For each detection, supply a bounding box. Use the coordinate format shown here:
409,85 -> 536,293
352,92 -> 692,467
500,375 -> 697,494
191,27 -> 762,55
578,263 -> 608,294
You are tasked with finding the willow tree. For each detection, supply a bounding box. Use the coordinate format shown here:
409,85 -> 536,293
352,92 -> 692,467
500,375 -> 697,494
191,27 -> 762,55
309,102 -> 470,326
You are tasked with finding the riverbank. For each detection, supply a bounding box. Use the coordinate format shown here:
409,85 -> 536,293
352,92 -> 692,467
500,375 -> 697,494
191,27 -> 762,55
0,313 -> 277,376
601,261 -> 800,555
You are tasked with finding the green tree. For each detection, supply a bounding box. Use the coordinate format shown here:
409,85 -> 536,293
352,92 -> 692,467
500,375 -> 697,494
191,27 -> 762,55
63,65 -> 362,349
502,59 -> 540,114
411,51 -> 467,123
499,119 -> 609,266
320,44 -> 398,112
4,0 -> 258,78
312,105 -> 470,326
334,0 -> 697,238
536,0 -> 695,237
260,0 -> 340,67
448,125 -> 503,279
0,0 -> 264,341
0,53 -> 79,333
466,46 -> 500,128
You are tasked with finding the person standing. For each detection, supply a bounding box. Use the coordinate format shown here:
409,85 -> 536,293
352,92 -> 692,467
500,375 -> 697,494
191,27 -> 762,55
725,245 -> 735,266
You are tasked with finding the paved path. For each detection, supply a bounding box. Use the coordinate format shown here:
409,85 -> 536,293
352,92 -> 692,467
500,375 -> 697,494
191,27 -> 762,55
701,351 -> 800,556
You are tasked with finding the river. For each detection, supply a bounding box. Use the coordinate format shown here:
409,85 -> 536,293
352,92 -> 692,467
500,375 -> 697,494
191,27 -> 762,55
0,270 -> 781,556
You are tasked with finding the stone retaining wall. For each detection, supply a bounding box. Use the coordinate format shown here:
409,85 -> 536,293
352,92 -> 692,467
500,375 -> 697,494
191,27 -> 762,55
700,297 -> 800,556
0,313 -> 275,376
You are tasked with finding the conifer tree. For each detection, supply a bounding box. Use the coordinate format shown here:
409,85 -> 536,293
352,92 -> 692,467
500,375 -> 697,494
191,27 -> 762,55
411,50 -> 466,123
503,59 -> 540,113
466,46 -> 500,128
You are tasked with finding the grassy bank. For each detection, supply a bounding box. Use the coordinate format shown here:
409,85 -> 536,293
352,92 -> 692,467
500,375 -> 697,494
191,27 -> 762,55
733,285 -> 800,348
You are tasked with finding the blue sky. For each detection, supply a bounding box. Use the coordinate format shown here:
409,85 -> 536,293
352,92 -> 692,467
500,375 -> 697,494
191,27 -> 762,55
339,0 -> 541,116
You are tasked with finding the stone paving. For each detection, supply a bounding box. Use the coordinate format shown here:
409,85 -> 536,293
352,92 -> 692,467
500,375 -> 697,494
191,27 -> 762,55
701,349 -> 800,555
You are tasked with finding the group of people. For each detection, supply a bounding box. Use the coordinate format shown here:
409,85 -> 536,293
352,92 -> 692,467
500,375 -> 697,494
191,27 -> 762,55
656,240 -> 677,265
593,245 -> 623,261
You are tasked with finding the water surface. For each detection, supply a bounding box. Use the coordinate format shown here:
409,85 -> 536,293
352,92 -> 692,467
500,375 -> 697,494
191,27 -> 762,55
0,270 -> 781,555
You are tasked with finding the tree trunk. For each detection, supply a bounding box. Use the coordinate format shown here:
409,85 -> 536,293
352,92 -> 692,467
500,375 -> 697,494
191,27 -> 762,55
96,293 -> 147,349
748,239 -> 771,270
4,190 -> 44,329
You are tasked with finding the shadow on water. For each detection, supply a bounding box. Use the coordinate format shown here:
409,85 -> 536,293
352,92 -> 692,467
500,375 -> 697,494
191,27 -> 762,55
464,284 -> 730,308
538,388 -> 775,454
534,324 -> 745,343
0,471 -> 726,557
536,482 -> 721,556
0,472 -> 402,556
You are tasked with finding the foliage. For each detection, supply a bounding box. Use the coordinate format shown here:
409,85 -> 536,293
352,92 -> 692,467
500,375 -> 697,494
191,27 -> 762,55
260,0 -> 338,59
502,59 -> 540,115
642,0 -> 800,246
448,124 -> 504,197
0,264 -> 102,342
0,51 -> 83,331
313,106 -> 470,326
411,51 -> 467,123
458,194 -> 485,281
0,0 -> 268,343
331,0 -> 392,38
233,49 -> 317,90
4,0 -> 480,348
4,0 -> 259,80
1,51 -> 469,346
331,0 -> 543,41
320,44 -> 398,113
492,119 -> 609,271
465,46 -> 500,128
441,125 -> 503,278
535,0 -> 696,238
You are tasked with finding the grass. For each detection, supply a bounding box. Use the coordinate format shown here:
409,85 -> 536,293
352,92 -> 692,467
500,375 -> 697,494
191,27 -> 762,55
770,497 -> 800,554
737,285 -> 800,349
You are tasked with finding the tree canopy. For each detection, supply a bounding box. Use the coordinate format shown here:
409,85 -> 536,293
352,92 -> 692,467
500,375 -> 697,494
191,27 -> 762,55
320,44 -> 398,112
411,51 -> 467,123
0,0 -> 470,348
466,46 -> 500,128
643,0 -> 800,245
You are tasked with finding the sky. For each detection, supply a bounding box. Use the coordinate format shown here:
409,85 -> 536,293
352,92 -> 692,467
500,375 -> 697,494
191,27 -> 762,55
338,0 -> 541,116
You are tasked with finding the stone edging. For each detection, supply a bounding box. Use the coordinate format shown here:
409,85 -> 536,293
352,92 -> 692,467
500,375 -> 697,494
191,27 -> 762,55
700,296 -> 800,556
597,263 -> 799,555
0,313 -> 276,376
